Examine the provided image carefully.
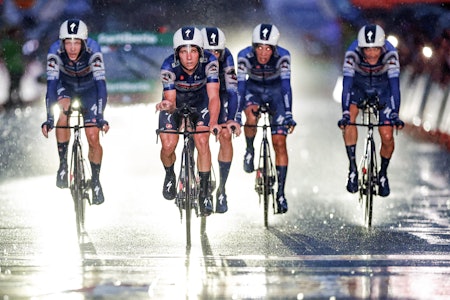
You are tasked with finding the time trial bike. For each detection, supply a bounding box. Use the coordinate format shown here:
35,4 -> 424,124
349,89 -> 391,228
156,103 -> 215,248
246,103 -> 278,228
55,101 -> 94,240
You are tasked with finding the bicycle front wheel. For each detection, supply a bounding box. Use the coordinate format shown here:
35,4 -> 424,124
359,138 -> 375,228
262,140 -> 276,228
70,141 -> 87,238
184,142 -> 196,248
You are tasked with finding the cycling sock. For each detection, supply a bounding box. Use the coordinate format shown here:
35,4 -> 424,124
245,136 -> 255,151
380,156 -> 390,175
57,141 -> 69,166
346,144 -> 357,170
276,165 -> 287,196
218,161 -> 231,192
90,162 -> 101,182
164,163 -> 175,175
198,171 -> 210,198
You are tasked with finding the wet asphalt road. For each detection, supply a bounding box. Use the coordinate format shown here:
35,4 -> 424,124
1,61 -> 450,299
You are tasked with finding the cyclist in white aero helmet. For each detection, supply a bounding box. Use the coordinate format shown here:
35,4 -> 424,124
201,26 -> 241,214
41,19 -> 109,205
338,24 -> 404,197
156,26 -> 221,217
236,23 -> 296,214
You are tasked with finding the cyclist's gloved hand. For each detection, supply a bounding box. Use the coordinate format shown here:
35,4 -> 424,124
41,117 -> 54,138
97,118 -> 109,127
284,113 -> 297,127
390,112 -> 404,128
338,113 -> 350,128
284,113 -> 297,134
41,118 -> 54,131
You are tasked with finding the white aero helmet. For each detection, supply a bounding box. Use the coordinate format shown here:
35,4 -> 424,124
173,26 -> 203,51
59,19 -> 88,40
201,27 -> 226,50
252,23 -> 280,46
357,24 -> 385,48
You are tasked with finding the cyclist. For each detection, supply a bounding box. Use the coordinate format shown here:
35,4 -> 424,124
237,24 -> 296,214
156,26 -> 221,217
201,27 -> 241,214
41,19 -> 109,205
338,24 -> 404,197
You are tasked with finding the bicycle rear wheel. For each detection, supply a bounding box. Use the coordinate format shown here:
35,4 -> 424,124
70,141 -> 87,239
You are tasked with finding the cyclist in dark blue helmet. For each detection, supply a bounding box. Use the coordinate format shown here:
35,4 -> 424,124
201,27 -> 242,214
338,24 -> 404,197
41,19 -> 109,205
237,24 -> 297,214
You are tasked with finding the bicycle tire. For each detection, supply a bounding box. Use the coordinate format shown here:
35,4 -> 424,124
70,141 -> 87,238
262,139 -> 271,228
359,137 -> 374,228
366,138 -> 377,227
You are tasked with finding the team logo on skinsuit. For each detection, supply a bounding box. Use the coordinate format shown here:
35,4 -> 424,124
48,58 -> 57,69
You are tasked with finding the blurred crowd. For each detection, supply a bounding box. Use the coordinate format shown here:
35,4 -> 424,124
0,0 -> 449,108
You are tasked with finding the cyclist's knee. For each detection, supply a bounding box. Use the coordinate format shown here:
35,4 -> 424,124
272,136 -> 287,153
220,129 -> 231,141
379,130 -> 393,144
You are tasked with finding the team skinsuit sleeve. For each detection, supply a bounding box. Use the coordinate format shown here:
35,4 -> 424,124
222,48 -> 239,122
236,48 -> 250,123
45,41 -> 61,121
89,40 -> 108,120
277,47 -> 293,118
341,41 -> 358,115
384,42 -> 401,114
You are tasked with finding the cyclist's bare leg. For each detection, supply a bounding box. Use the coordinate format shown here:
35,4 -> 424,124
378,125 -> 394,186
272,134 -> 288,166
55,97 -> 71,188
272,133 -> 289,212
160,132 -> 178,200
56,97 -> 71,143
194,127 -> 213,214
342,104 -> 359,193
243,104 -> 259,172
85,126 -> 102,164
379,126 -> 394,159
218,129 -> 233,162
217,128 -> 233,207
160,132 -> 179,167
193,128 -> 211,172
342,104 -> 359,146
85,125 -> 106,204
243,104 -> 259,139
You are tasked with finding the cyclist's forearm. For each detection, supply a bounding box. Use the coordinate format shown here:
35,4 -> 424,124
96,80 -> 107,115
45,80 -> 58,119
